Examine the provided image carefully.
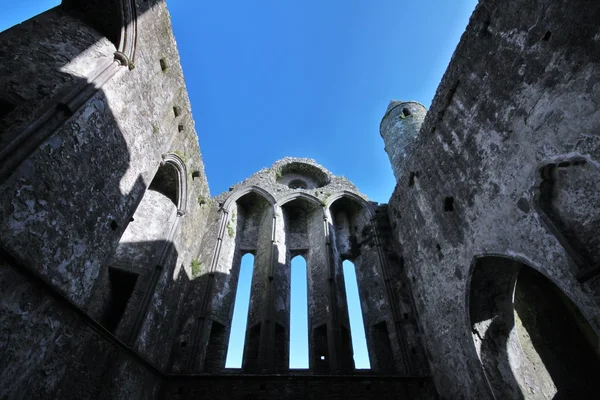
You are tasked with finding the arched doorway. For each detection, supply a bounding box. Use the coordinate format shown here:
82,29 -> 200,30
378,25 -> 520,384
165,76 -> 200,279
468,256 -> 599,399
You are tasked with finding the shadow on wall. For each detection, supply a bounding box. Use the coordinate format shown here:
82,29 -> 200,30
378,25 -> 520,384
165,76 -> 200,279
0,244 -> 170,399
535,158 -> 600,283
168,268 -> 245,374
468,256 -> 600,399
0,0 -> 203,396
0,0 -> 182,307
0,0 -> 167,174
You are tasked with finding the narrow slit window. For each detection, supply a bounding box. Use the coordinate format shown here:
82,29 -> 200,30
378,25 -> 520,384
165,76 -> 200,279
290,255 -> 309,369
225,253 -> 254,368
101,267 -> 138,333
0,98 -> 16,119
343,260 -> 371,369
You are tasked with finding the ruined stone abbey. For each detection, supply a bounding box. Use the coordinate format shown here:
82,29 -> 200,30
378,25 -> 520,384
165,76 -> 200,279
1,0 -> 599,399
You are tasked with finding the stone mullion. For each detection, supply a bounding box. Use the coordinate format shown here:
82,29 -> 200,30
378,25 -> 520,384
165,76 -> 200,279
323,212 -> 341,373
257,209 -> 277,371
188,207 -> 229,372
372,225 -> 414,374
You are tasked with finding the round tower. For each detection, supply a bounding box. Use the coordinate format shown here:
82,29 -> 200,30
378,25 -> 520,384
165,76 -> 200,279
380,100 -> 427,182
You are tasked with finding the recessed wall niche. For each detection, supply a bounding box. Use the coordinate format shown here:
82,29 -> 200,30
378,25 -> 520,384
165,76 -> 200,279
275,161 -> 330,189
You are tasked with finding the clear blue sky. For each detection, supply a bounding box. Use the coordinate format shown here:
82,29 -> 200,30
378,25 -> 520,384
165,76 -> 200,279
1,0 -> 478,203
167,0 -> 478,203
4,0 -> 478,370
225,256 -> 371,369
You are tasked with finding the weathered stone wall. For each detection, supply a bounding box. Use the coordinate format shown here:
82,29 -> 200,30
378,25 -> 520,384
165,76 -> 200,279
331,203 -> 389,370
306,202 -> 332,370
190,158 -> 430,377
385,0 -> 600,397
375,205 -> 430,376
6,0 -> 598,397
0,6 -> 115,150
163,375 -> 436,400
244,198 -> 275,369
0,0 -> 211,394
0,250 -> 162,400
0,0 -> 209,307
380,101 -> 427,182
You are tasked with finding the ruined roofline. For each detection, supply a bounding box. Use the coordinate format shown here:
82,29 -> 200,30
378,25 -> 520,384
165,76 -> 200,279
212,157 -> 365,201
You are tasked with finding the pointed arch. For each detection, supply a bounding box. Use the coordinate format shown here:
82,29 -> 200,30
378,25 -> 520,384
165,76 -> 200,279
223,185 -> 276,212
278,192 -> 322,208
466,254 -> 600,399
326,189 -> 410,373
160,153 -> 188,215
63,0 -> 138,64
325,191 -> 375,218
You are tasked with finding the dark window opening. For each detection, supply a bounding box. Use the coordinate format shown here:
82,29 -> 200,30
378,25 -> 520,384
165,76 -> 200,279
444,196 -> 454,212
173,106 -> 182,117
402,107 -> 411,117
274,323 -> 287,371
408,171 -> 419,187
372,321 -> 394,373
149,164 -> 179,206
243,323 -> 261,372
288,179 -> 308,189
542,31 -> 552,41
205,322 -> 226,372
0,98 -> 16,120
340,325 -> 355,371
160,58 -> 168,71
100,267 -> 138,333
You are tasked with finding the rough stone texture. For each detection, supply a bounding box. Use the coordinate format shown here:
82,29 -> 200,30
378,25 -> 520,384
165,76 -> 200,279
380,101 -> 427,182
0,7 -> 115,150
163,375 -> 436,400
0,0 -> 211,397
1,0 -> 598,398
538,159 -> 600,275
177,157 -> 426,377
0,250 -> 162,400
0,0 -> 209,308
384,0 -> 600,398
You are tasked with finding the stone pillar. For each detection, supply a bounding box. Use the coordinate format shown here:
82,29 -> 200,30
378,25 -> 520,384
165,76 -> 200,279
257,212 -> 277,372
380,101 -> 427,182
